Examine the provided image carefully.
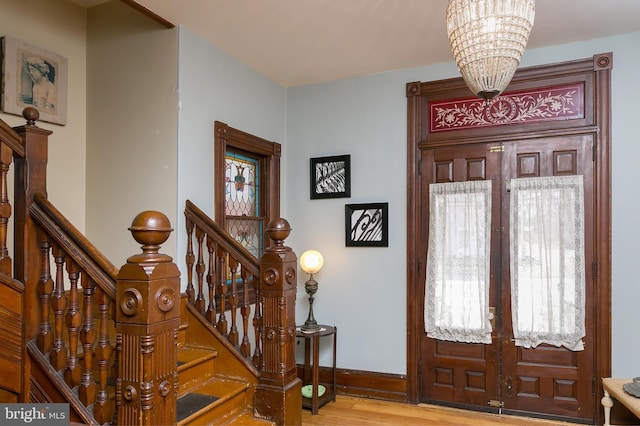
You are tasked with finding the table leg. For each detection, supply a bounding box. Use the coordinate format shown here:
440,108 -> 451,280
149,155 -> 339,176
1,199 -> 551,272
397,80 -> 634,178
312,333 -> 320,415
303,338 -> 311,385
332,328 -> 337,402
602,389 -> 614,426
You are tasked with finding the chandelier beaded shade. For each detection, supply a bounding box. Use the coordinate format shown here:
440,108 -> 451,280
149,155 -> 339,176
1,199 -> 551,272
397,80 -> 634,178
446,0 -> 535,100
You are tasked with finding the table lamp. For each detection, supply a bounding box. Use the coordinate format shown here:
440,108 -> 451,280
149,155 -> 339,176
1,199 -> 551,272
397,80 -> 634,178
300,249 -> 323,331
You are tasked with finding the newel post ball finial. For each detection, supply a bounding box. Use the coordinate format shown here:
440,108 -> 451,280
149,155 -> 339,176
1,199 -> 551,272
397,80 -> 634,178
22,107 -> 40,125
265,218 -> 291,250
127,210 -> 174,263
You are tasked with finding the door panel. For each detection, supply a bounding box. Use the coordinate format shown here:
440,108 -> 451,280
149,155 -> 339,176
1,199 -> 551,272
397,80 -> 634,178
500,135 -> 595,420
420,143 -> 501,408
420,135 -> 595,421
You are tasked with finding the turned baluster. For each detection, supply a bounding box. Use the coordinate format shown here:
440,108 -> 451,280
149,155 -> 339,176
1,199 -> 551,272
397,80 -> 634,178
36,234 -> 53,354
78,274 -> 97,405
240,267 -> 252,358
228,256 -> 239,346
252,274 -> 263,369
50,244 -> 67,370
206,237 -> 216,324
93,286 -> 113,425
195,227 -> 206,313
64,261 -> 82,387
216,250 -> 228,335
0,143 -> 12,274
184,217 -> 195,303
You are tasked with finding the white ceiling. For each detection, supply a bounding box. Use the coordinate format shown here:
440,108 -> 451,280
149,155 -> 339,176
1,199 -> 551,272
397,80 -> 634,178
78,0 -> 640,87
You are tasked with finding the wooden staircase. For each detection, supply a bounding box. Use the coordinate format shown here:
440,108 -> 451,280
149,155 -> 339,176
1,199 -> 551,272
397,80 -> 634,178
0,109 -> 301,425
175,347 -> 269,425
174,299 -> 272,425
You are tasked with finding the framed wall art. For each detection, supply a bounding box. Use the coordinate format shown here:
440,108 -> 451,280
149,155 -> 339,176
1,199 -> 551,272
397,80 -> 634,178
1,36 -> 68,125
345,202 -> 388,247
310,154 -> 351,199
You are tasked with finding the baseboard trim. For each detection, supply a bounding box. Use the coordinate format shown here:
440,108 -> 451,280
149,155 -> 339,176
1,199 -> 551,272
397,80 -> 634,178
296,365 -> 407,403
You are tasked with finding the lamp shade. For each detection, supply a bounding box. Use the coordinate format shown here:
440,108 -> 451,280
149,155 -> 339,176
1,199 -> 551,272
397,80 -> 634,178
300,250 -> 324,274
446,0 -> 535,100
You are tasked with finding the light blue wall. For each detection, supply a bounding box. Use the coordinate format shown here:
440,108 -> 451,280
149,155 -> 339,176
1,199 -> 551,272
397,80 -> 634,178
176,26 -> 287,271
175,25 -> 640,377
285,32 -> 640,376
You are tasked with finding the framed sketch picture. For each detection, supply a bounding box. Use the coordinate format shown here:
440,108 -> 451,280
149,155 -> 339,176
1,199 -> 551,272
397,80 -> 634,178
310,154 -> 351,199
1,36 -> 68,125
345,202 -> 388,247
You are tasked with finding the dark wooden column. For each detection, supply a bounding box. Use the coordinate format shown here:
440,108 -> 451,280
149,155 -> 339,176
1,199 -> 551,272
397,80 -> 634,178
13,108 -> 52,342
115,211 -> 180,425
254,218 -> 301,425
12,108 -> 52,403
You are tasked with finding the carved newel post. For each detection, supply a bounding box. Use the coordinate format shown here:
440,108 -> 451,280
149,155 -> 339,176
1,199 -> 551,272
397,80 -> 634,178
254,219 -> 302,425
115,211 -> 180,425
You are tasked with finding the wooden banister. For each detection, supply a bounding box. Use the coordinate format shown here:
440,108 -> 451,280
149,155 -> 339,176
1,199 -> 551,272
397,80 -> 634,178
184,199 -> 262,366
30,193 -> 118,298
3,106 -> 299,424
185,200 -> 260,277
0,113 -> 27,276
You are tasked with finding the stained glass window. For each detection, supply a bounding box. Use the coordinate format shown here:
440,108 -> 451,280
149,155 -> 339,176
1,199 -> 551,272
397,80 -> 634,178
225,151 -> 263,258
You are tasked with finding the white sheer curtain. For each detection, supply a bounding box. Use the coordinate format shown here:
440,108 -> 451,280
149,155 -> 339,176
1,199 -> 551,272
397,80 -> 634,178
425,180 -> 492,344
510,175 -> 585,351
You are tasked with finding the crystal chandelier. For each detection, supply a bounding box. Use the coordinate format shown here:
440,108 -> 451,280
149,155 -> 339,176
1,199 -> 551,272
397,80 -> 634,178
446,0 -> 535,100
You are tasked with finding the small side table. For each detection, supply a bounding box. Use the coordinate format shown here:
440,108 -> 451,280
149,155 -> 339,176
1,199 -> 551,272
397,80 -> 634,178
602,378 -> 640,425
295,325 -> 337,414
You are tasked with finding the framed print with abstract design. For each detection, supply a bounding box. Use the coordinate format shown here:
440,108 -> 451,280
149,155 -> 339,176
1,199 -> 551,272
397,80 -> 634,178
310,154 -> 351,199
345,202 -> 388,247
1,36 -> 68,125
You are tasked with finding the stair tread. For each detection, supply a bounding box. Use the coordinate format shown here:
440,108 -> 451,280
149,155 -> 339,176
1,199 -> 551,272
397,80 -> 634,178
186,376 -> 250,399
222,410 -> 274,425
177,392 -> 219,423
177,346 -> 218,370
177,377 -> 251,425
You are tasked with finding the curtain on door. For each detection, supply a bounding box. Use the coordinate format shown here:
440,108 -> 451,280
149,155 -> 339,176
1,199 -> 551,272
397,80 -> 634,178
509,175 -> 586,351
425,180 -> 492,344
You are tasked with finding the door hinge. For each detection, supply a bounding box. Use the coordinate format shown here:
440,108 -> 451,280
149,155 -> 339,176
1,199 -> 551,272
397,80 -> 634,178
592,141 -> 597,161
488,399 -> 504,408
592,262 -> 597,279
489,145 -> 504,153
592,377 -> 596,396
418,159 -> 422,176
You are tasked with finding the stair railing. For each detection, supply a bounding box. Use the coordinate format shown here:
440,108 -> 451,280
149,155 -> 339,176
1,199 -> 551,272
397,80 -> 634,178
7,108 -> 300,424
184,199 -> 263,366
0,108 -> 29,402
184,201 -> 301,424
9,108 -> 183,425
29,192 -> 119,424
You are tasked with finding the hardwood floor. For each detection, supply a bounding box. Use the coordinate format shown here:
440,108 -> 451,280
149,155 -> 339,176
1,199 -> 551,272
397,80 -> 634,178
301,396 -> 577,425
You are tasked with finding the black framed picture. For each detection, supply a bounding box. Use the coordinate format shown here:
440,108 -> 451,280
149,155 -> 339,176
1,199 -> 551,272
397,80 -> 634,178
345,202 -> 388,247
310,154 -> 351,199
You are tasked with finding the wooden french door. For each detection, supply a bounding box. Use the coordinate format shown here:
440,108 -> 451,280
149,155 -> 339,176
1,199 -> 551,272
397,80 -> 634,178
419,134 -> 595,421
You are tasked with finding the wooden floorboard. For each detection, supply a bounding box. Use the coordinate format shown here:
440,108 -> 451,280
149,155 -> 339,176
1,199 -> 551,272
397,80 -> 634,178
301,396 -> 577,425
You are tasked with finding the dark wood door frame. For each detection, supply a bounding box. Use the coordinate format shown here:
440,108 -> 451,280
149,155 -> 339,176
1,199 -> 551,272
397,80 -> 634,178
406,53 -> 612,424
213,120 -> 281,239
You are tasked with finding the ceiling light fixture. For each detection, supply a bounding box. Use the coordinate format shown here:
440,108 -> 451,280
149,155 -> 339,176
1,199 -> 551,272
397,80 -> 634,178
446,0 -> 535,100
